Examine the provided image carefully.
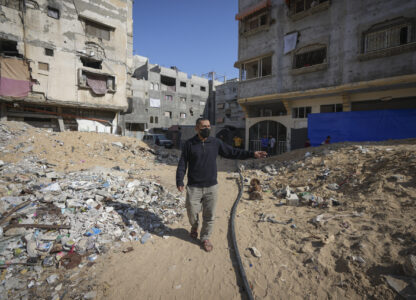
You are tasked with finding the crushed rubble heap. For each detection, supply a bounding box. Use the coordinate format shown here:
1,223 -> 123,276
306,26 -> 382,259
0,121 -> 184,300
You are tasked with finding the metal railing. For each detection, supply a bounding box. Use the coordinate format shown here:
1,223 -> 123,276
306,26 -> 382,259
249,140 -> 287,155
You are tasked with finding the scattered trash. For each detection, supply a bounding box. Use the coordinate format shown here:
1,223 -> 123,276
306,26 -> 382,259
47,274 -> 58,284
327,183 -> 339,191
85,228 -> 102,237
87,254 -> 98,262
141,232 -> 152,244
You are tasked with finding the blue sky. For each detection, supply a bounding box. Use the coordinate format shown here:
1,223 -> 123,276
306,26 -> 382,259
132,0 -> 239,79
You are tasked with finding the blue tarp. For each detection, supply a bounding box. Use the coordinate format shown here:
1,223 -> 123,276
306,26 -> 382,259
308,109 -> 416,146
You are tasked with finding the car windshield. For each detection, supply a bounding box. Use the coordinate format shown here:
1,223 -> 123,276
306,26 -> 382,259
155,134 -> 168,140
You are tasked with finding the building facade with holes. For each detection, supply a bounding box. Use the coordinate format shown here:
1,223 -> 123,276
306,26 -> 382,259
0,0 -> 133,132
235,0 -> 416,153
120,55 -> 219,140
214,79 -> 246,147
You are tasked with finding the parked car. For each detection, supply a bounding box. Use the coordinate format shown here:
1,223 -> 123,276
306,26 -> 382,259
143,134 -> 173,148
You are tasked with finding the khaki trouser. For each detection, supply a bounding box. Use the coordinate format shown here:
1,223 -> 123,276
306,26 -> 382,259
186,184 -> 218,241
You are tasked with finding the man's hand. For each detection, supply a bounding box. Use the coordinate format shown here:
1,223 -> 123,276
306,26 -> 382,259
177,186 -> 185,192
254,151 -> 268,159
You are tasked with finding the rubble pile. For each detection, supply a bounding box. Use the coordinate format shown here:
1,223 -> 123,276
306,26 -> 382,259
0,122 -> 185,299
239,142 -> 416,299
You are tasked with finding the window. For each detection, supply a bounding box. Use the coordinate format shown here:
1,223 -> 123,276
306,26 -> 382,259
261,56 -> 272,76
38,62 -> 49,71
240,55 -> 272,80
45,48 -> 54,56
78,70 -> 116,93
165,95 -> 173,101
85,20 -> 111,41
230,101 -> 239,108
155,116 -> 158,123
0,0 -> 21,10
294,46 -> 326,69
200,86 -> 206,92
242,11 -> 270,34
161,75 -> 176,92
47,7 -> 59,19
150,116 -> 154,123
126,123 -> 145,131
364,21 -> 413,53
320,104 -> 343,113
289,0 -> 329,15
0,39 -> 20,57
180,81 -> 187,87
80,57 -> 102,69
292,106 -> 311,118
164,111 -> 172,118
180,113 -> 186,118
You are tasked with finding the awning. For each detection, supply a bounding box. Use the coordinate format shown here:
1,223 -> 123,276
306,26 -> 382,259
235,0 -> 271,21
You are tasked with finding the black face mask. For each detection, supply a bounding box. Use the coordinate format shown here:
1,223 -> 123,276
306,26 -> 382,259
199,128 -> 210,138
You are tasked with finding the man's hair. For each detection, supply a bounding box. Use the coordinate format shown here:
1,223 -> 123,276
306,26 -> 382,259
196,118 -> 209,126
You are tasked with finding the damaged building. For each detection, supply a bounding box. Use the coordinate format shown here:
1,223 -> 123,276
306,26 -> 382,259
121,55 -> 220,139
215,78 -> 246,146
0,0 -> 133,132
235,0 -> 416,152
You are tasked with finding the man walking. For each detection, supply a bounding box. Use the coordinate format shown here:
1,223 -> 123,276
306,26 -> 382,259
176,118 -> 267,252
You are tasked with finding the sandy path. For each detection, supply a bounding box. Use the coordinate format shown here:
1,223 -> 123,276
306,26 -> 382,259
95,160 -> 244,300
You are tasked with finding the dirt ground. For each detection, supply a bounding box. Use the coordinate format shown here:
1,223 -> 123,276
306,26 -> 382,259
1,121 -> 415,299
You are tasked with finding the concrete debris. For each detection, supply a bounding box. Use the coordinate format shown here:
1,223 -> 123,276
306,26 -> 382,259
249,247 -> 261,258
0,121 -> 185,298
403,255 -> 416,277
262,164 -> 278,175
111,142 -> 124,148
384,275 -> 416,299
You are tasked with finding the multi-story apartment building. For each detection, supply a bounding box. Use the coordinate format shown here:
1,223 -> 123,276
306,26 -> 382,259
215,79 -> 246,145
235,0 -> 416,152
0,0 -> 133,132
121,55 -> 216,138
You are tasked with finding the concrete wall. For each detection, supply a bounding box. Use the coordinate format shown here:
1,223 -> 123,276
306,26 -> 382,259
0,0 -> 133,111
237,0 -> 416,99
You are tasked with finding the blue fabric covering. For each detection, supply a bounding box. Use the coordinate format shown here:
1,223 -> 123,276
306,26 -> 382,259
308,109 -> 416,146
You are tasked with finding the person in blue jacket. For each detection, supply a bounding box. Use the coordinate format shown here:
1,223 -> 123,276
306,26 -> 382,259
176,118 -> 267,252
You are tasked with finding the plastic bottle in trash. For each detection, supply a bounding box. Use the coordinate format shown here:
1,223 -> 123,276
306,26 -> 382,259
141,232 -> 151,244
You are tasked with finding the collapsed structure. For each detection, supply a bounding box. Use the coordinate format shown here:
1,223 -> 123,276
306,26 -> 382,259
0,0 -> 133,133
235,0 -> 416,152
